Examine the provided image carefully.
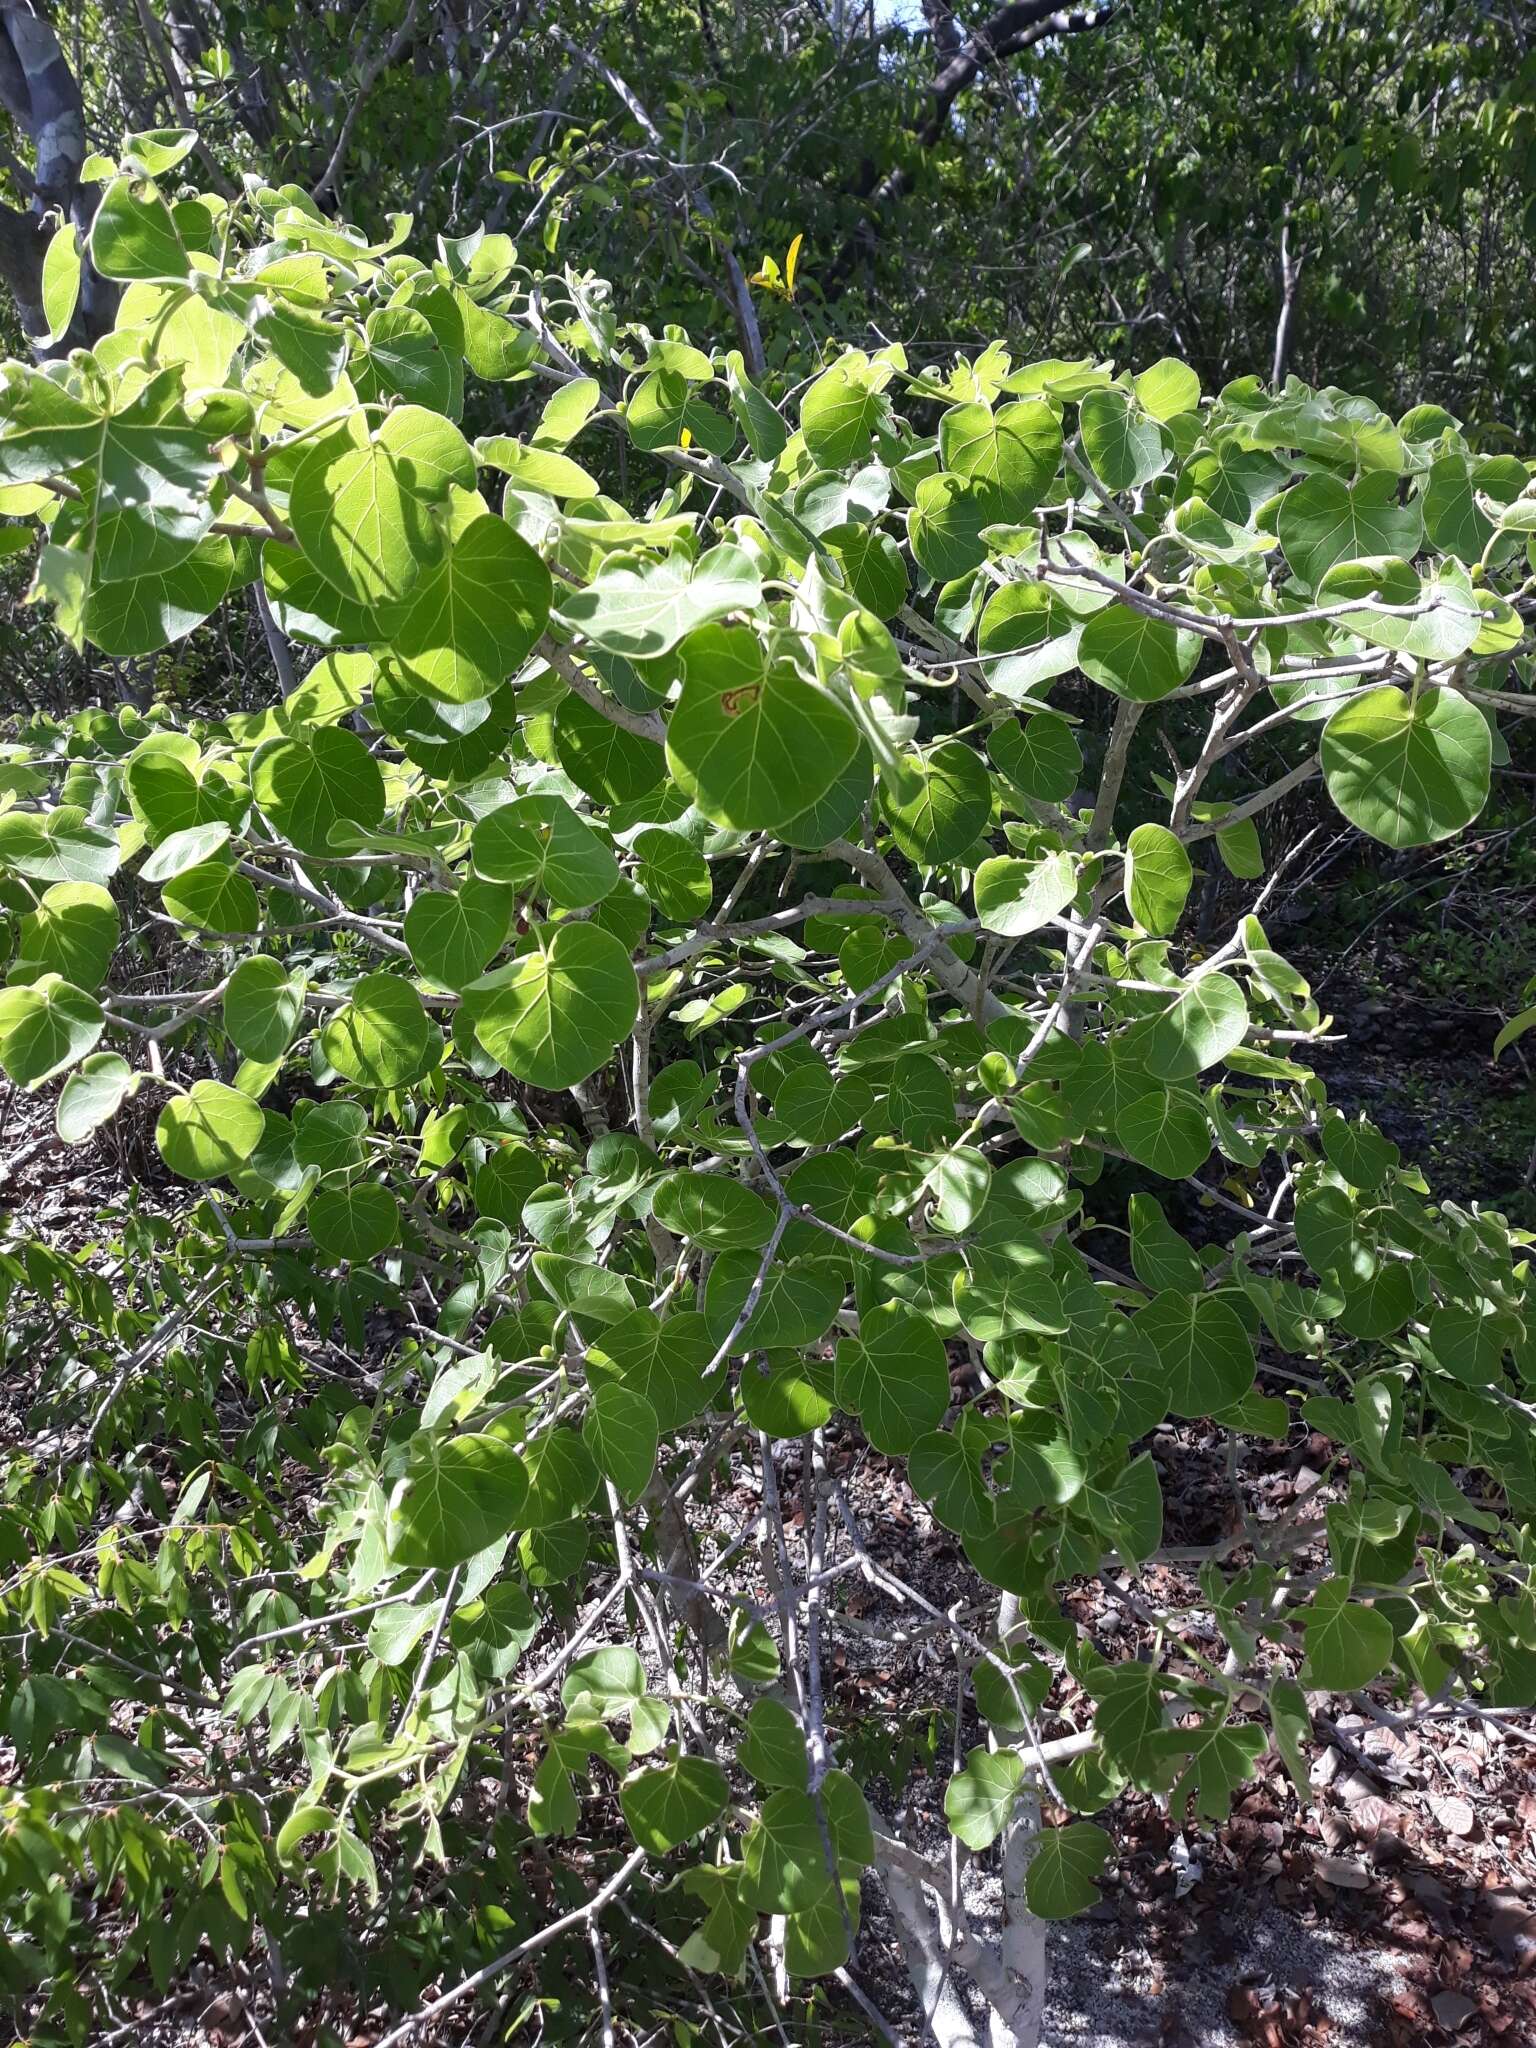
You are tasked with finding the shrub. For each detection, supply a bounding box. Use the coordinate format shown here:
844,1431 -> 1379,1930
1,148 -> 1534,2047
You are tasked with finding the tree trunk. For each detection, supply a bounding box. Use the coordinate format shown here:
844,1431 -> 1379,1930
0,0 -> 114,349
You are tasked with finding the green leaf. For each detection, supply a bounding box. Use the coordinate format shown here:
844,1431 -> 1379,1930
79,536 -> 235,655
1320,685 -> 1490,848
364,306 -> 453,412
473,922 -> 639,1090
974,849 -> 1077,936
800,360 -> 884,467
90,176 -> 187,280
160,858 -> 259,934
476,435 -> 600,499
562,1645 -> 646,1715
251,723 -> 385,857
1091,1661 -> 1166,1774
1269,1678 -> 1313,1804
321,972 -> 439,1089
517,1428 -> 601,1529
471,794 -> 619,909
627,370 -> 734,455
741,1789 -> 835,1912
668,624 -> 859,832
739,1697 -> 809,1791
40,222 -> 82,345
289,406 -> 474,606
1133,358 -> 1200,423
939,399 -> 1062,518
56,1052 -> 137,1143
908,471 -> 993,580
558,543 -> 761,658
1128,1194 -> 1201,1292
15,881 -> 118,988
378,503 -> 550,703
585,1308 -> 720,1432
1080,389 -> 1166,491
308,1181 -> 399,1262
1079,605 -> 1202,702
990,714 -> 1082,802
1134,1288 -> 1254,1417
1124,823 -> 1192,936
1024,1822 -> 1112,1918
1115,1085 -> 1210,1178
1277,471 -> 1423,589
883,741 -> 992,865
155,1080 -> 263,1181
910,1424 -> 994,1537
583,1383 -> 658,1502
1317,556 -> 1482,662
387,1432 -> 529,1568
1320,1113 -> 1398,1192
633,827 -> 711,919
621,1756 -> 729,1855
651,1172 -> 775,1251
1156,1719 -> 1267,1825
553,692 -> 665,805
1298,1581 -> 1395,1690
834,1303 -> 950,1454
404,881 -> 513,990
223,956 -> 305,1061
953,1238 -> 1066,1340
705,1252 -> 845,1352
944,1746 -> 1024,1849
1144,971 -> 1249,1079
784,1880 -> 859,1977
0,805 -> 120,886
0,975 -> 103,1086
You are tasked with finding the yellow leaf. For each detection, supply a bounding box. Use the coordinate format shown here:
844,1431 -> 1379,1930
680,426 -> 693,449
785,233 -> 804,298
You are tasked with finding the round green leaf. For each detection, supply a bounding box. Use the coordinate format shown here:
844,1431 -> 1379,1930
621,1756 -> 729,1855
387,1432 -> 530,1568
833,1303 -> 950,1454
473,922 -> 639,1090
652,1172 -> 775,1250
379,506 -> 550,702
883,741 -> 992,865
1079,389 -> 1167,491
1277,471 -> 1423,589
321,971 -> 439,1089
308,1181 -> 400,1262
56,1052 -> 137,1144
289,406 -> 474,606
1320,685 -> 1490,848
251,723 -> 386,857
1124,823 -> 1192,936
974,849 -> 1077,936
1079,605 -> 1202,702
1134,1289 -> 1254,1417
667,625 -> 860,831
404,880 -> 514,989
939,399 -> 1061,519
1115,1086 -> 1210,1178
471,794 -> 619,909
989,714 -> 1082,802
223,955 -> 306,1061
553,692 -> 666,805
16,882 -> 118,988
0,975 -> 104,1086
583,1382 -> 659,1502
155,1080 -> 263,1181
